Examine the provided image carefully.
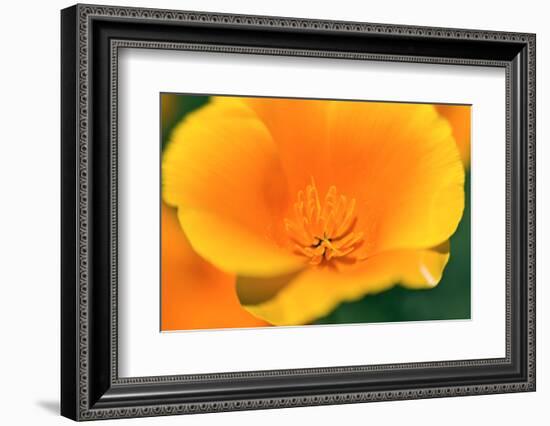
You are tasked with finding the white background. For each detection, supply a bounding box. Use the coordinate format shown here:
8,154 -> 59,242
0,0 -> 547,425
119,50 -> 506,376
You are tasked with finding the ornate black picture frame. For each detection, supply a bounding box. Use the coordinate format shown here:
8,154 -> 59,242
61,3 -> 536,421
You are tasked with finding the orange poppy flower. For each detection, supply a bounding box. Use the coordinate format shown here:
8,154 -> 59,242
161,203 -> 267,330
163,97 -> 465,326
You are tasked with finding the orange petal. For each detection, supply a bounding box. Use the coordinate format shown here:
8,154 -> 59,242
436,104 -> 471,167
241,243 -> 450,326
161,94 -> 178,125
389,240 -> 450,289
327,101 -> 465,255
161,204 -> 268,330
162,99 -> 303,276
239,97 -> 333,195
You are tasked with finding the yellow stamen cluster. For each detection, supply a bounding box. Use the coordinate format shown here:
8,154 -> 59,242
285,178 -> 364,266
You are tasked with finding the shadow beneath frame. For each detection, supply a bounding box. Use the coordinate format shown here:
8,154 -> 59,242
36,400 -> 59,416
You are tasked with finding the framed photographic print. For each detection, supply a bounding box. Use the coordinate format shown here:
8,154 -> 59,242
61,3 -> 536,421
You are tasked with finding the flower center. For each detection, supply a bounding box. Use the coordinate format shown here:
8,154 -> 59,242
284,178 -> 364,266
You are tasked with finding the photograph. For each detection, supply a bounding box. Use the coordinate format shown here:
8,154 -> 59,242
0,0 -> 545,422
160,95 -> 471,331
57,3 -> 536,421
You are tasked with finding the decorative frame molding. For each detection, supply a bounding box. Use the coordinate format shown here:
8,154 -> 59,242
61,3 -> 535,421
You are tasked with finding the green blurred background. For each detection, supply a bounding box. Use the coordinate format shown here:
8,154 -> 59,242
161,94 -> 471,324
